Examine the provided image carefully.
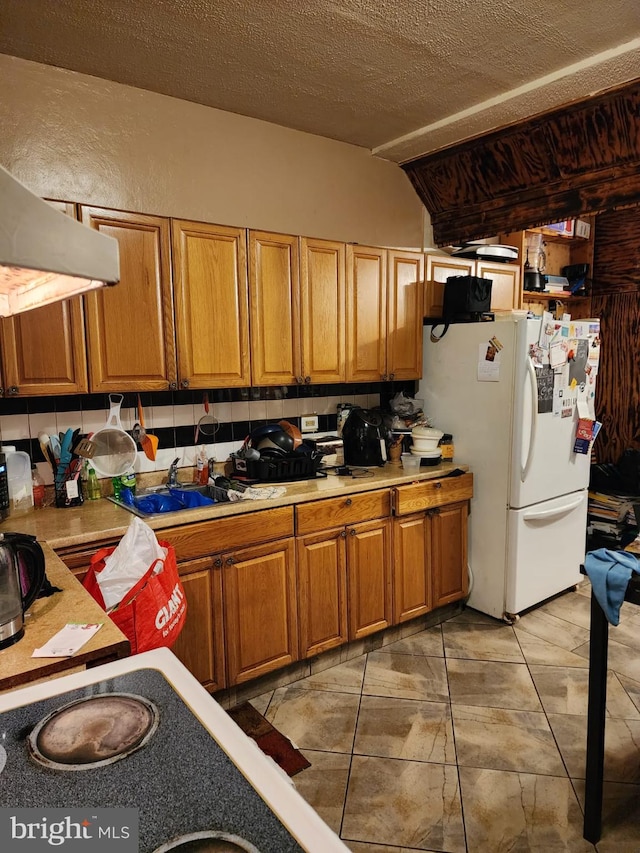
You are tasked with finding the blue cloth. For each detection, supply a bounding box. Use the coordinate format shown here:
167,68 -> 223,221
584,548 -> 640,625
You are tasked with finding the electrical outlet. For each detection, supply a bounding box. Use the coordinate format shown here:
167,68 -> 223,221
300,414 -> 319,432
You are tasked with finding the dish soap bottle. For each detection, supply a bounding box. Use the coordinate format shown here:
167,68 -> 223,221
31,464 -> 46,509
87,466 -> 101,501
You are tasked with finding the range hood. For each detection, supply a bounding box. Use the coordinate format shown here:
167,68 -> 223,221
0,165 -> 119,317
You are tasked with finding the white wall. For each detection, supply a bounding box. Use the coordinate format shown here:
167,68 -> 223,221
0,54 -> 427,249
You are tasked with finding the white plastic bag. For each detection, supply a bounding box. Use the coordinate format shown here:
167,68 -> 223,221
97,516 -> 167,610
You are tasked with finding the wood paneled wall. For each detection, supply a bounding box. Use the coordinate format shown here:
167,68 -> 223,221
592,205 -> 640,462
402,79 -> 640,247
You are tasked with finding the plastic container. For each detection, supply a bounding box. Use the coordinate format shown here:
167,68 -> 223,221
87,467 -> 101,500
31,464 -> 46,509
439,434 -> 455,461
401,453 -> 421,474
5,450 -> 34,513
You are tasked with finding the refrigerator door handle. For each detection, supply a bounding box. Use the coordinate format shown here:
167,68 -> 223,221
522,494 -> 584,522
521,356 -> 538,483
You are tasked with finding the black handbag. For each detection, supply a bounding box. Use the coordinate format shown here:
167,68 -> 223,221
429,275 -> 493,341
443,275 -> 492,320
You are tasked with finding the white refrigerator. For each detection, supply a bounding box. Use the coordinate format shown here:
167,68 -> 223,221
418,314 -> 599,621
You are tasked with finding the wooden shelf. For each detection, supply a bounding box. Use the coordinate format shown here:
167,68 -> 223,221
522,291 -> 590,302
531,227 -> 591,245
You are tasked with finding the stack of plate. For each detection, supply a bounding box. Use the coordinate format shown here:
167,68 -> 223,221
410,448 -> 442,465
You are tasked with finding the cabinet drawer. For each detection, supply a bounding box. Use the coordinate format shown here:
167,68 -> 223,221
161,506 -> 294,561
296,490 -> 390,535
392,473 -> 473,516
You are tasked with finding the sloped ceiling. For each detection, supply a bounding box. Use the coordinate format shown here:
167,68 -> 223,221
403,79 -> 640,245
0,0 -> 639,163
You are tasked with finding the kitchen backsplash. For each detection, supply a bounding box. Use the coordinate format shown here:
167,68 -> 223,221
0,381 -> 416,485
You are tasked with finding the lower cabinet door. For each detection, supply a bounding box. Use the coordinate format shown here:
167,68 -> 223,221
297,529 -> 348,658
432,502 -> 469,607
171,557 -> 226,693
392,513 -> 433,623
223,538 -> 298,685
347,518 -> 392,640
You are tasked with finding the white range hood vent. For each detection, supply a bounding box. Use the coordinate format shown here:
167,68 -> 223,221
0,165 -> 119,317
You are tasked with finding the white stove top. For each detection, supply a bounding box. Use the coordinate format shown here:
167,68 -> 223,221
0,649 -> 348,853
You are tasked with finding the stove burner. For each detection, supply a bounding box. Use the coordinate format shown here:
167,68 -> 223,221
28,693 -> 159,770
153,832 -> 261,852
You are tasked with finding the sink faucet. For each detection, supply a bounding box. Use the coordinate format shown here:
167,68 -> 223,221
167,457 -> 181,487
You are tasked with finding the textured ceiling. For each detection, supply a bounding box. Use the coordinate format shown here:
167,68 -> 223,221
1,0 -> 639,162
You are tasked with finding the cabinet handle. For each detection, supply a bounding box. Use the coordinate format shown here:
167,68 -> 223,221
435,481 -> 442,489
225,556 -> 234,566
349,528 -> 356,536
340,530 -> 347,538
213,558 -> 223,568
7,386 -> 18,396
304,376 -> 311,384
381,373 -> 388,381
296,376 -> 304,384
0,388 -> 4,397
389,372 -> 395,380
181,378 -> 190,388
168,382 -> 178,390
345,498 -> 352,506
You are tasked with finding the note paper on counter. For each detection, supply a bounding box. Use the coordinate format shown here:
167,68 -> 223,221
32,623 -> 103,657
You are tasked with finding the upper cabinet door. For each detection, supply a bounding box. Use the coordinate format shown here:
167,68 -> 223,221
424,253 -> 475,318
0,201 -> 89,396
346,245 -> 387,382
81,207 -> 177,392
476,261 -> 521,311
387,250 -> 424,381
300,238 -> 345,384
172,221 -> 250,389
249,231 -> 300,386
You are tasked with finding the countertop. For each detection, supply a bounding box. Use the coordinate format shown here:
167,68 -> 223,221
0,544 -> 129,692
0,461 -> 466,691
0,461 -> 467,550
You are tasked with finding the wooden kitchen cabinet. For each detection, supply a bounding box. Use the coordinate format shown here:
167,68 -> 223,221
476,260 -> 521,312
249,231 -> 301,386
296,489 -> 392,651
424,252 -> 520,317
297,528 -> 348,657
162,507 -> 297,686
393,512 -> 433,622
347,517 -> 392,639
346,246 -> 423,381
432,501 -> 469,607
172,220 -> 250,388
424,253 -> 475,320
80,207 -> 177,392
223,537 -> 298,684
171,556 -> 226,692
346,245 -> 387,382
0,201 -> 89,396
386,250 -> 425,380
299,237 -> 346,384
392,473 -> 473,618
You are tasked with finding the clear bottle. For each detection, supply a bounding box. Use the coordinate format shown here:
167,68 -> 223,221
31,464 -> 46,509
87,467 -> 101,501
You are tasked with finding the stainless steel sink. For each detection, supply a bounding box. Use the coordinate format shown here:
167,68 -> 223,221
107,483 -> 224,518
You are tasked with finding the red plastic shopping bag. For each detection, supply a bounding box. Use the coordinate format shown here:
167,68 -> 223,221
83,540 -> 187,654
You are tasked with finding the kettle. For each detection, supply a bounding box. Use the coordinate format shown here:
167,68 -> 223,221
0,532 -> 46,649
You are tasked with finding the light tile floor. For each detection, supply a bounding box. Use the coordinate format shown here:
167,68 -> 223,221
249,579 -> 640,852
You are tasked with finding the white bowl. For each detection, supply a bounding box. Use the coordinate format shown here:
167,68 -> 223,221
411,438 -> 441,452
411,427 -> 443,441
410,448 -> 441,458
